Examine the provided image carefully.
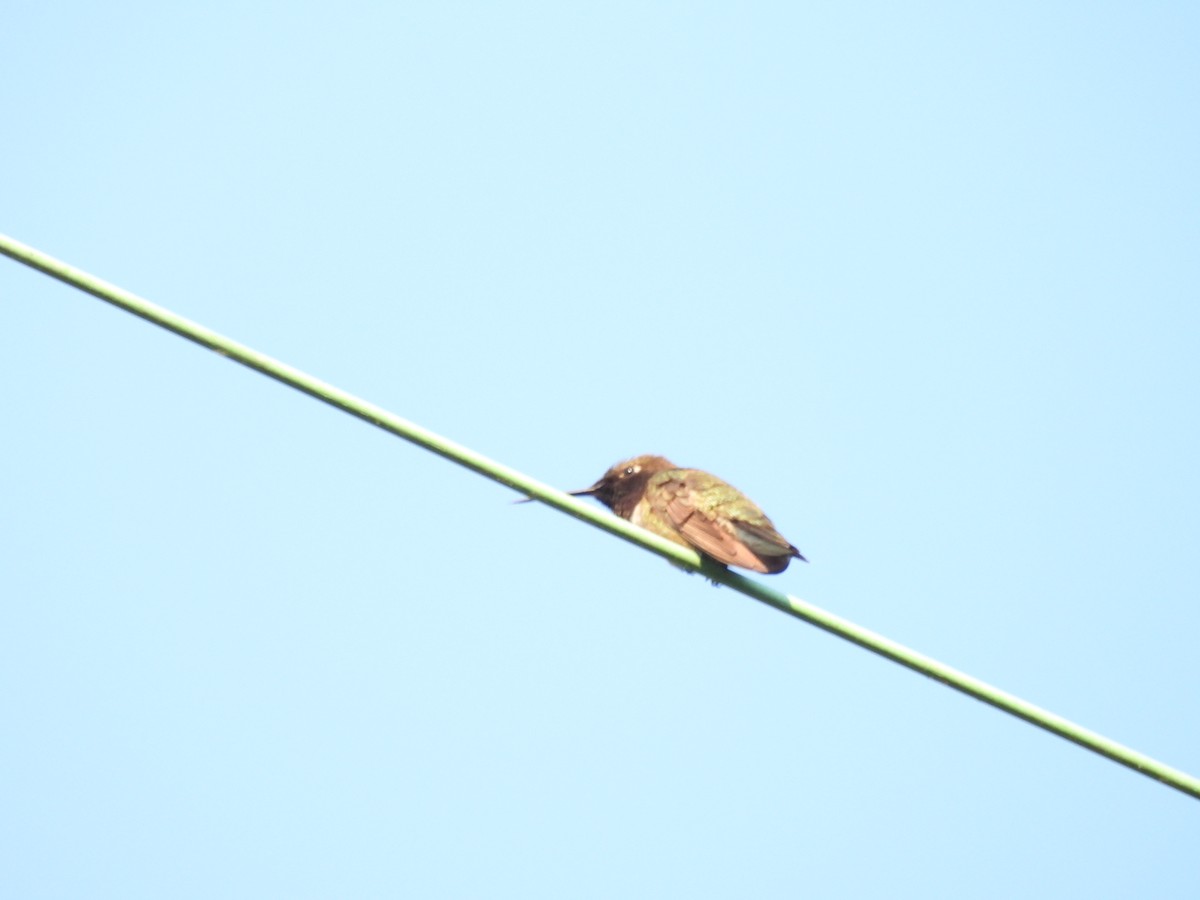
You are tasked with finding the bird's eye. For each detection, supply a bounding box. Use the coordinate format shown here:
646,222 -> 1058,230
624,466 -> 637,476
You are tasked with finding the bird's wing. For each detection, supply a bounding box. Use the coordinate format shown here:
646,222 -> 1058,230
654,475 -> 774,573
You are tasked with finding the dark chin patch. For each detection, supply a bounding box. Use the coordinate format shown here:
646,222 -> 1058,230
607,470 -> 655,519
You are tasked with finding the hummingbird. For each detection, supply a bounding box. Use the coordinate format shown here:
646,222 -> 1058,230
569,455 -> 806,574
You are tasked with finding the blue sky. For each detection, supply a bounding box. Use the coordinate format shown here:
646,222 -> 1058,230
3,4 -> 1198,897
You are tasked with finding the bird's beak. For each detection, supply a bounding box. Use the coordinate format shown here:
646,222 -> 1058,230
514,483 -> 600,504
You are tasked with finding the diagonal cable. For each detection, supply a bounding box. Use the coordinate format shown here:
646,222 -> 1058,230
3,232 -> 1196,801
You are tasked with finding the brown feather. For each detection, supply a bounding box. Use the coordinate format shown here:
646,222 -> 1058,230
662,492 -> 774,573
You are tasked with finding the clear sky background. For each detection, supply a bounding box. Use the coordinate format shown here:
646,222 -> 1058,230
3,4 -> 1198,897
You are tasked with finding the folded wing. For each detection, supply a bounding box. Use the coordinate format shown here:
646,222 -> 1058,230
653,471 -> 801,574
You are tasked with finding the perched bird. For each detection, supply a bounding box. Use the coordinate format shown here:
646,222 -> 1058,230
569,455 -> 806,574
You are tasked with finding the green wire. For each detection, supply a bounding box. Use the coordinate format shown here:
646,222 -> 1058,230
3,231 -> 1197,802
